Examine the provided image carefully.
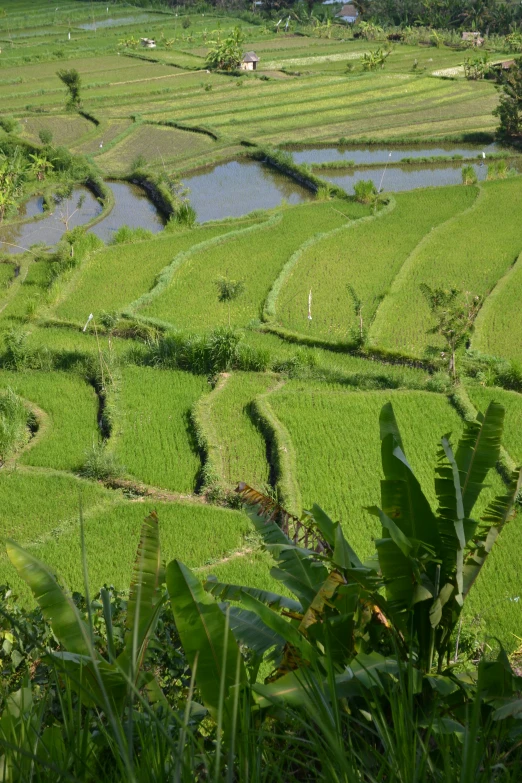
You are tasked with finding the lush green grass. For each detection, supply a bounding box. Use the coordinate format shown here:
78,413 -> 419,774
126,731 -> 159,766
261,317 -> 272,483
112,366 -> 208,493
0,370 -> 99,471
370,178 -> 522,357
206,371 -> 276,489
0,469 -> 111,546
466,384 -> 522,464
142,201 -> 368,327
25,325 -> 138,360
276,186 -> 476,341
2,498 -> 251,604
473,251 -> 522,362
268,385 -> 502,554
267,383 -> 514,643
0,262 -> 15,289
54,222 -> 252,322
0,259 -> 52,334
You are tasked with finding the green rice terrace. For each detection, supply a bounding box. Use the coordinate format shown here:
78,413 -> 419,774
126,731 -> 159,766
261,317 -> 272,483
2,1 -> 522,778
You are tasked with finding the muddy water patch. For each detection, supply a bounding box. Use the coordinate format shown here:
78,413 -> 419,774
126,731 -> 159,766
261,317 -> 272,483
290,143 -> 502,166
0,187 -> 102,255
182,159 -> 313,223
321,159 -> 522,194
89,181 -> 165,243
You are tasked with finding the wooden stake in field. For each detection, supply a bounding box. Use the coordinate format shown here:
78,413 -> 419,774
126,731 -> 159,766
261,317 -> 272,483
378,152 -> 392,193
308,288 -> 312,323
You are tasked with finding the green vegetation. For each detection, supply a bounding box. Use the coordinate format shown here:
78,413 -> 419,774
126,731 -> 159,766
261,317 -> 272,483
2,8 -> 522,779
2,499 -> 250,603
473,250 -> 522,361
142,201 -> 368,327
111,366 -> 208,493
55,222 -> 246,321
197,371 -> 276,491
276,187 -> 476,342
0,387 -> 30,460
0,470 -> 111,545
370,178 -> 522,357
3,401 -> 522,781
0,370 -> 98,471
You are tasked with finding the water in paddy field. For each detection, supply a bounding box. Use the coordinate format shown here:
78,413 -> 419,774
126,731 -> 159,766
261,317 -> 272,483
290,143 -> 501,165
0,187 -> 102,255
89,182 -> 165,243
77,14 -> 162,30
182,159 -> 313,223
322,159 -> 522,195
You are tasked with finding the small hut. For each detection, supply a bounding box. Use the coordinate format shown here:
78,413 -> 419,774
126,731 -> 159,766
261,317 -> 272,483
462,31 -> 484,46
140,38 -> 156,49
335,4 -> 359,23
241,51 -> 260,71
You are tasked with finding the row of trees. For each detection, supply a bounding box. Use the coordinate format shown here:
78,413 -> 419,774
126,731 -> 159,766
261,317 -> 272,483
353,0 -> 522,35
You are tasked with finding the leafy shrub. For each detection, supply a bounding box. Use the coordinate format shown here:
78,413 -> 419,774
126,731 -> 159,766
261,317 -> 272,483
182,17 -> 191,28
79,441 -> 124,481
0,115 -> 20,134
130,154 -> 147,173
354,179 -> 377,203
166,201 -> 197,230
38,128 -> 53,146
462,164 -> 478,185
109,225 -> 154,245
425,370 -> 451,392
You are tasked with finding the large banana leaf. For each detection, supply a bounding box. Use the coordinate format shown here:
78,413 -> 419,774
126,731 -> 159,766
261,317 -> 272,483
120,512 -> 164,678
297,570 -> 345,635
463,467 -> 522,598
237,484 -> 328,608
50,652 -> 127,710
226,605 -> 285,655
379,404 -> 439,550
455,401 -> 504,517
253,652 -> 403,709
247,511 -> 328,607
204,576 -> 302,613
239,593 -> 319,666
166,560 -> 246,717
6,540 -> 91,657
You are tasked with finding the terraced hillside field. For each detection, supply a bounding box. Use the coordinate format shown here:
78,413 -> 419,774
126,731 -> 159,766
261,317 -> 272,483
1,0 -> 522,664
274,186 -> 477,341
370,178 -> 522,357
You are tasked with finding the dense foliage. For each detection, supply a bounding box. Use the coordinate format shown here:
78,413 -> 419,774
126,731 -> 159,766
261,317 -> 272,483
494,57 -> 522,140
1,402 -> 521,780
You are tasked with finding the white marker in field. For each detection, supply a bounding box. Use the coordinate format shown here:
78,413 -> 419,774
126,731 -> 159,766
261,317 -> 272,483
378,152 -> 392,193
83,313 -> 94,332
308,289 -> 312,321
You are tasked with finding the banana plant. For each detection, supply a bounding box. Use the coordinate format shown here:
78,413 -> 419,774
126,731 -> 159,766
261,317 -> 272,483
198,401 -> 520,689
371,401 -> 521,672
6,512 -> 165,712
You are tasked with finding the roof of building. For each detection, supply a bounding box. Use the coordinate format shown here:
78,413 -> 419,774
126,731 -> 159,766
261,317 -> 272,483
336,4 -> 359,16
243,51 -> 260,62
